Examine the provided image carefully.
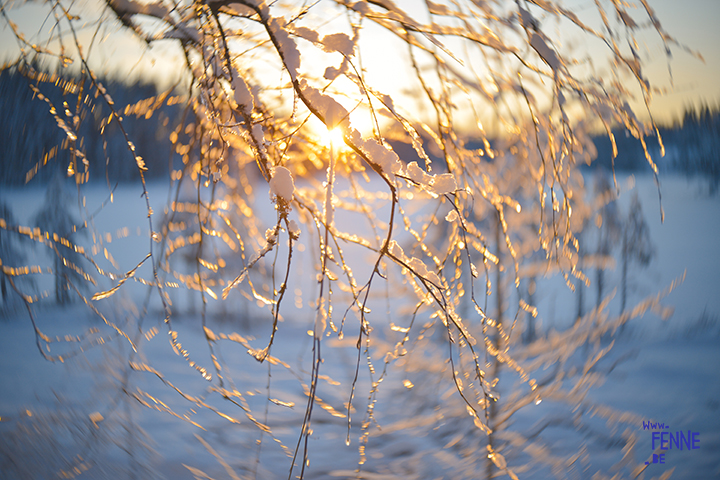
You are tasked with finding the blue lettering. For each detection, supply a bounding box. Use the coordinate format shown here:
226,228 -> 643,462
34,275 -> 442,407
669,431 -> 681,450
692,432 -> 700,449
680,431 -> 693,450
648,428 -> 700,458
656,430 -> 700,450
660,431 -> 669,449
652,453 -> 666,464
643,421 -> 666,430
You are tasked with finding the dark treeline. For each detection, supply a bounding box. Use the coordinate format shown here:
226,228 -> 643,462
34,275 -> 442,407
0,64 -> 182,185
2,63 -> 719,190
591,103 -> 720,192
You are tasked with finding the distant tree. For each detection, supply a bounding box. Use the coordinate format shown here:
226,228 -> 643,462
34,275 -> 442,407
33,172 -> 89,304
0,200 -> 33,310
589,129 -> 646,172
620,192 -> 654,313
593,172 -> 622,309
0,67 -> 180,185
676,103 -> 720,194
574,227 -> 588,321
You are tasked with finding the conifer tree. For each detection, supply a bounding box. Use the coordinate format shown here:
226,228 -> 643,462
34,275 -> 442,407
593,172 -> 622,309
33,172 -> 88,305
0,200 -> 31,309
620,192 -> 655,313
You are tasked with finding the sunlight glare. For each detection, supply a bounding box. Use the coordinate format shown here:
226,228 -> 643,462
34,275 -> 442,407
322,127 -> 345,150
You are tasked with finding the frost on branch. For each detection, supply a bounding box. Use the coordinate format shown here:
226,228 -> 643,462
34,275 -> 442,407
529,32 -> 561,71
269,166 -> 294,203
0,0 -> 692,478
230,69 -> 254,111
353,135 -> 403,175
300,80 -> 350,129
319,33 -> 354,56
406,161 -> 457,195
266,15 -> 301,80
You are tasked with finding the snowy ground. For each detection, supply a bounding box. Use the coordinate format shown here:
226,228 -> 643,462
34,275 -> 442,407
1,173 -> 719,479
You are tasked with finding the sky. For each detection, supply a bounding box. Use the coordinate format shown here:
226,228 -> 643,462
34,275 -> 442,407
1,0 -> 719,125
635,0 -> 720,120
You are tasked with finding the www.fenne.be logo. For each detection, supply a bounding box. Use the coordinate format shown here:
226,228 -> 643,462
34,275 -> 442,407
642,421 -> 700,465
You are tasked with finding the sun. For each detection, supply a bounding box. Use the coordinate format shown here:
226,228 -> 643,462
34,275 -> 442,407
321,127 -> 346,151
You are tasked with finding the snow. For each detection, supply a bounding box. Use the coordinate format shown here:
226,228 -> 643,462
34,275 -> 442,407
320,33 -> 354,56
406,161 -> 429,184
162,22 -> 201,43
287,219 -> 300,239
405,161 -> 456,194
251,123 -> 265,151
387,239 -> 405,259
264,226 -> 278,243
353,135 -> 403,175
428,172 -> 456,195
291,25 -> 319,44
388,239 -> 441,286
426,1 -> 452,16
618,9 -> 638,28
1,173 -> 719,479
300,80 -> 349,129
269,166 -> 294,202
324,149 -> 336,228
323,66 -> 342,81
108,0 -> 169,21
266,16 -> 301,80
224,3 -> 255,17
203,325 -> 217,342
530,32 -> 561,71
407,257 -> 441,286
230,70 -> 253,110
518,5 -> 536,29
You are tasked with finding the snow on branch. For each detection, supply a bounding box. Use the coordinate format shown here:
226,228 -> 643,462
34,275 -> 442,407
0,0 -> 694,478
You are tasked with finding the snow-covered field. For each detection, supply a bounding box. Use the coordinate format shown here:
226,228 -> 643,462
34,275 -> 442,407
1,173 -> 719,479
